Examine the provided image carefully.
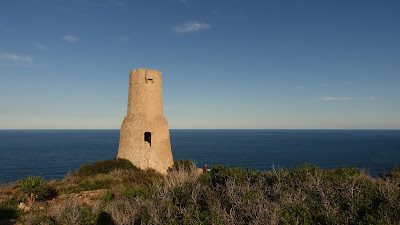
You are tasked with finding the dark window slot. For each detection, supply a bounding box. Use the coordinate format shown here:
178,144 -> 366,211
144,132 -> 151,147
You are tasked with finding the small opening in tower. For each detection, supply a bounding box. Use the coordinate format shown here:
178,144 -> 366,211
144,132 -> 151,147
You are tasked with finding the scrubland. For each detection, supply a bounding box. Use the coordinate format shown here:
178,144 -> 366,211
1,159 -> 400,224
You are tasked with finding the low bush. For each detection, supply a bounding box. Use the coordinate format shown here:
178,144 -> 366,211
123,168 -> 164,187
76,158 -> 139,177
381,166 -> 400,182
171,159 -> 197,172
18,176 -> 55,205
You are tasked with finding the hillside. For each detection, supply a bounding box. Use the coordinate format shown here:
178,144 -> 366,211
1,159 -> 400,224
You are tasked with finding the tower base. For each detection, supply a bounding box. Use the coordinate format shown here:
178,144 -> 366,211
117,115 -> 173,174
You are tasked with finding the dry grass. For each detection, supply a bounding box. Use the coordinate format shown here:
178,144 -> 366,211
165,161 -> 199,188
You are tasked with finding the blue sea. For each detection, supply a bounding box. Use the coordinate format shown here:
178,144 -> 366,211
0,129 -> 399,182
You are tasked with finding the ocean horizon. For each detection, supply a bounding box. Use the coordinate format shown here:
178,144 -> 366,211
1,129 -> 399,182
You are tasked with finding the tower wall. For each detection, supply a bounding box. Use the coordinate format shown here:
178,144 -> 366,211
128,69 -> 163,120
118,68 -> 173,174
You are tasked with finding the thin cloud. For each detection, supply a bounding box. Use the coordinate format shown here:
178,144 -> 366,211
173,21 -> 212,33
32,41 -> 47,50
321,96 -> 354,101
63,34 -> 78,42
0,52 -> 33,63
369,96 -> 376,100
321,83 -> 329,87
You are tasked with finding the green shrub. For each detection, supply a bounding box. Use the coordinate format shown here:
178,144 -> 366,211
329,165 -> 361,181
99,189 -> 113,203
281,204 -> 313,225
123,168 -> 164,187
170,185 -> 193,208
78,179 -> 112,191
76,158 -> 139,177
381,166 -> 400,182
18,176 -> 53,204
120,184 -> 158,199
210,165 -> 251,186
197,170 -> 212,186
80,203 -> 98,225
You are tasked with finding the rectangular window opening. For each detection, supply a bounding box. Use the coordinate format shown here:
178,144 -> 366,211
144,132 -> 151,147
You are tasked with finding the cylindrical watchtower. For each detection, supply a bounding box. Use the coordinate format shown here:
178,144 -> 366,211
118,68 -> 173,174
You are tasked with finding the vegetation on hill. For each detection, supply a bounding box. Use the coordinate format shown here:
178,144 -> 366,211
1,159 -> 400,224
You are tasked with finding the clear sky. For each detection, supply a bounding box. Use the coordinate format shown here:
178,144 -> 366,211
0,0 -> 399,129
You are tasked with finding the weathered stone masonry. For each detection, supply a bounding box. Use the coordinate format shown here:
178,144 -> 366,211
117,68 -> 173,174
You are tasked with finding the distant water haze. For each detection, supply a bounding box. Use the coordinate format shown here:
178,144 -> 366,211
0,129 -> 399,182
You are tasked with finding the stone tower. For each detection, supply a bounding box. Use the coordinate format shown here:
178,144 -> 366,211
117,68 -> 173,174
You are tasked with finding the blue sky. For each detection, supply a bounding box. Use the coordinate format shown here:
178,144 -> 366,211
0,0 -> 399,129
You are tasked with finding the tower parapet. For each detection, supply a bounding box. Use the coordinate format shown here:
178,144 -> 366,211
127,69 -> 163,119
118,68 -> 173,174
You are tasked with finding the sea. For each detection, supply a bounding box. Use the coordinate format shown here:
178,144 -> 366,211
0,129 -> 399,182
